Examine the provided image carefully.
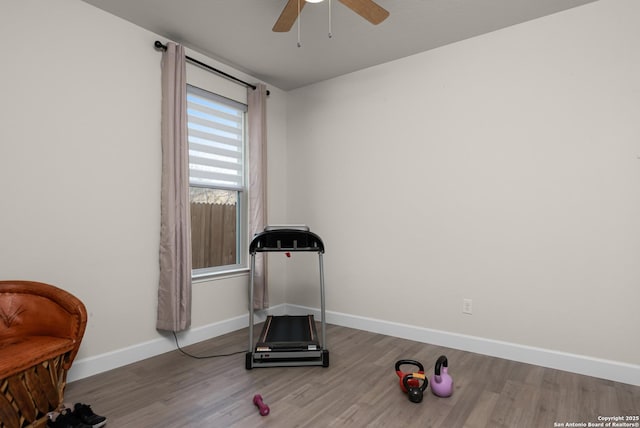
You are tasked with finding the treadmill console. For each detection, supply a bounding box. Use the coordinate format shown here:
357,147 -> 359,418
250,225 -> 324,253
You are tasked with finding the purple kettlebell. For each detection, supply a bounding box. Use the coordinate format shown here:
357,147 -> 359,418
430,355 -> 453,397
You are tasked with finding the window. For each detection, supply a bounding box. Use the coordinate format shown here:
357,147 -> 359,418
187,84 -> 248,277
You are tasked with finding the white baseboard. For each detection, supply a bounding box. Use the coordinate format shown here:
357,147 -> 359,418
67,304 -> 287,383
69,303 -> 640,387
285,303 -> 640,387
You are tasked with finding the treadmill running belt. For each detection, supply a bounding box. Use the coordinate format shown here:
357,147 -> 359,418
267,316 -> 314,342
257,315 -> 319,350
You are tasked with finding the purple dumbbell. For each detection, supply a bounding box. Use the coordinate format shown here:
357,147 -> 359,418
253,394 -> 270,416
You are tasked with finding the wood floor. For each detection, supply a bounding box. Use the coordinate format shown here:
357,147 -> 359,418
65,323 -> 640,427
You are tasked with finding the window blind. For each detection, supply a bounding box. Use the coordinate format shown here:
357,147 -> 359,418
187,85 -> 247,190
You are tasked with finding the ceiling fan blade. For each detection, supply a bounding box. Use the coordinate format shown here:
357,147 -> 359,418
273,0 -> 306,32
339,0 -> 389,25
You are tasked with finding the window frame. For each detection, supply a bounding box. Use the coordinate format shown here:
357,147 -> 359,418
186,84 -> 249,280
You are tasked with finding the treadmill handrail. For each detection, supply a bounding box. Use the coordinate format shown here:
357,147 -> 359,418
249,229 -> 325,254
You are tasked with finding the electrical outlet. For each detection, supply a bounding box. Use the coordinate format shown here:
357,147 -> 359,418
463,298 -> 473,315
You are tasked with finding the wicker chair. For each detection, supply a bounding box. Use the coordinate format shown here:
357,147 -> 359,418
0,280 -> 87,428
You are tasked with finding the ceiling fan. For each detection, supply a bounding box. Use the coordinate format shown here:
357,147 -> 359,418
273,0 -> 390,32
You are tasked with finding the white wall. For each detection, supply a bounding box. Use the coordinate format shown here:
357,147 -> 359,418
286,0 -> 640,367
0,0 -> 288,368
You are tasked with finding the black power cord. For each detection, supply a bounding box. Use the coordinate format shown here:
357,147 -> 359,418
172,331 -> 247,359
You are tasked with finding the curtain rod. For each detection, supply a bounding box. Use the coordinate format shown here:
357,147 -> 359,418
154,41 -> 264,93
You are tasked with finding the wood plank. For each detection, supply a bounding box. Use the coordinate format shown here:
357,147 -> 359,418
0,390 -> 21,428
7,375 -> 37,423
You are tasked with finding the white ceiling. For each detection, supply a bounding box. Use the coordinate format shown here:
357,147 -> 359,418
81,0 -> 599,90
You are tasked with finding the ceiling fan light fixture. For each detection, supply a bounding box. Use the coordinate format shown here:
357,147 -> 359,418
305,0 -> 325,3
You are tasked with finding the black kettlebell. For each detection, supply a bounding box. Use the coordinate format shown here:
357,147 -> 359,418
402,372 -> 428,403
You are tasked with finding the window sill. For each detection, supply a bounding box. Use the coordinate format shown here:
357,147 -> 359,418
192,267 -> 250,284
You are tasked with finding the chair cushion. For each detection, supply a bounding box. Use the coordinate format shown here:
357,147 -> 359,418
0,335 -> 75,378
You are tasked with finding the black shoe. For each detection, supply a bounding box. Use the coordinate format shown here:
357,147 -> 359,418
47,409 -> 92,428
72,403 -> 107,428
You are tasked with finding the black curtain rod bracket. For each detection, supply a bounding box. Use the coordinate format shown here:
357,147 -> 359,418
154,41 -> 268,95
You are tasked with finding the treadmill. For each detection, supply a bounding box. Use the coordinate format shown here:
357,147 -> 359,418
246,225 -> 329,369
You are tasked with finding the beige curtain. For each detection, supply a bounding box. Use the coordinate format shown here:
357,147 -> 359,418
248,83 -> 268,309
157,42 -> 192,332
